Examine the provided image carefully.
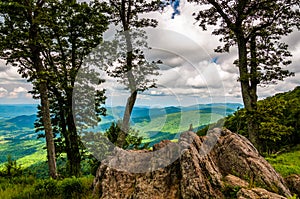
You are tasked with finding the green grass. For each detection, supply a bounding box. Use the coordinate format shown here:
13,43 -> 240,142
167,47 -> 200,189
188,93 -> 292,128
266,145 -> 300,177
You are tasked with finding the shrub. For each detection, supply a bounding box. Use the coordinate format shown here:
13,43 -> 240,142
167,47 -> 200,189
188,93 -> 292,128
34,178 -> 59,198
60,177 -> 85,199
105,121 -> 147,149
0,155 -> 22,178
222,183 -> 241,198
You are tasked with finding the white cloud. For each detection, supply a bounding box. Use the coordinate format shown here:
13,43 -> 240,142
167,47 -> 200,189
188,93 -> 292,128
0,64 -> 25,85
13,86 -> 28,93
0,60 -> 9,72
0,87 -> 8,98
9,86 -> 29,98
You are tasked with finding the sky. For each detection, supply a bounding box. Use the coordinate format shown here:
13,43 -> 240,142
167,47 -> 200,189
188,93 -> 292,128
0,1 -> 299,107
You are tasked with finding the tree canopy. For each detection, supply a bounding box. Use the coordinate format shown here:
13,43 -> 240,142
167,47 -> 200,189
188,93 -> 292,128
0,0 -> 109,177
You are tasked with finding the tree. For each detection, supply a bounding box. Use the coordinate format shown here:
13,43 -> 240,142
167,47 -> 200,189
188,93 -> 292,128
0,0 -> 108,177
31,0 -> 109,177
224,97 -> 294,154
0,0 -> 58,178
191,0 -> 299,149
97,0 -> 160,147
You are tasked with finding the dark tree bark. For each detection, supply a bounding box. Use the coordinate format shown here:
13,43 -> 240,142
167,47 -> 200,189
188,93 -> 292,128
66,107 -> 81,177
236,33 -> 259,148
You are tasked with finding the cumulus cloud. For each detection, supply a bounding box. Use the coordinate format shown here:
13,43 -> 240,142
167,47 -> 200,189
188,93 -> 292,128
9,86 -> 29,98
0,65 -> 25,85
0,87 -> 8,98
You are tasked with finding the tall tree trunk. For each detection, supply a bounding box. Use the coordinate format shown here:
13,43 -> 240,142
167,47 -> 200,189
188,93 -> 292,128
53,84 -> 81,176
66,107 -> 81,177
27,0 -> 57,178
39,82 -> 58,178
237,35 -> 259,149
33,41 -> 57,179
248,36 -> 260,150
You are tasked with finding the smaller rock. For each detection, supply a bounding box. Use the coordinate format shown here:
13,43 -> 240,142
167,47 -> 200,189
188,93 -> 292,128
237,188 -> 287,199
153,140 -> 172,151
224,174 -> 249,188
285,174 -> 300,196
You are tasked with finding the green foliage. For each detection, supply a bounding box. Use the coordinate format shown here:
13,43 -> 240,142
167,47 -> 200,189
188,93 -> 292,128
0,155 -> 22,178
221,183 -> 241,199
196,125 -> 209,136
0,176 -> 94,199
34,178 -> 59,197
288,194 -> 299,199
225,87 -> 300,154
60,177 -> 85,199
196,118 -> 225,137
29,0 -> 109,177
0,0 -> 109,178
86,155 -> 101,177
105,121 -> 146,150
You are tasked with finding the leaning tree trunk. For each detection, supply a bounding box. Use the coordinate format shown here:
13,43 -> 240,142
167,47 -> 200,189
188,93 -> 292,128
32,40 -> 57,179
117,89 -> 138,148
116,11 -> 138,148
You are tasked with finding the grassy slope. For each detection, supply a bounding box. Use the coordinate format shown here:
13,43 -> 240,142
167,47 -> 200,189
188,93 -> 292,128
266,145 -> 300,177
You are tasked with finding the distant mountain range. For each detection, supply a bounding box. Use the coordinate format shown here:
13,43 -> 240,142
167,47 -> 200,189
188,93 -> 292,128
0,104 -> 38,120
0,103 -> 242,166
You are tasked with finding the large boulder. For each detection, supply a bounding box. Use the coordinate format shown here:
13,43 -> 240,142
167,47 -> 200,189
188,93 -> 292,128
92,128 -> 291,198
